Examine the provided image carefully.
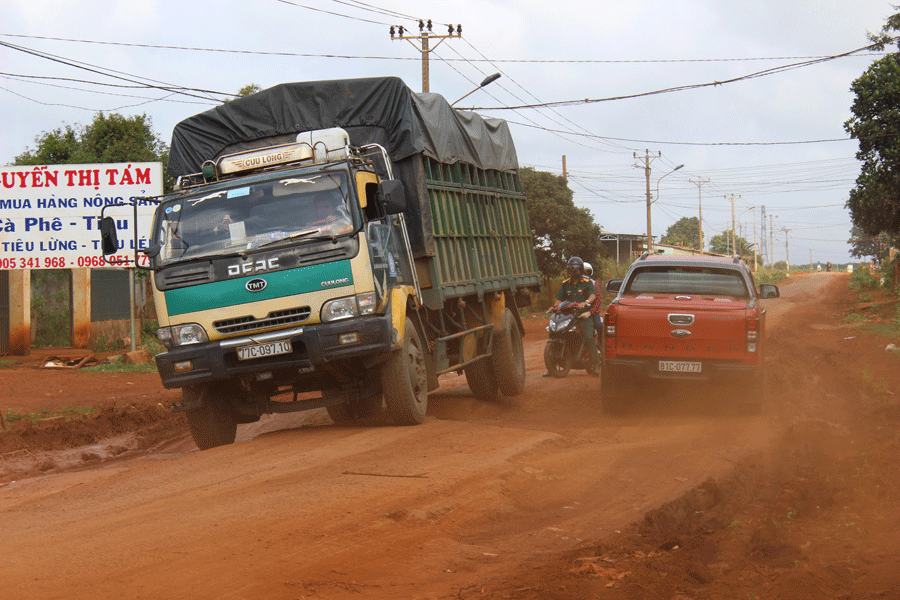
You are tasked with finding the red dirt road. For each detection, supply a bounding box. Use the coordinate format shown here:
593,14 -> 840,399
2,272 -> 900,599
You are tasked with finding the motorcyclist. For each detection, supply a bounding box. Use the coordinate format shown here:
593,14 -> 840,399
548,257 -> 600,376
582,262 -> 604,332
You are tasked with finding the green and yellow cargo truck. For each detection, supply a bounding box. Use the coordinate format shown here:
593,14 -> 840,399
101,77 -> 540,449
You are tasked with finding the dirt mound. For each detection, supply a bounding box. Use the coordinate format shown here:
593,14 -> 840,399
0,403 -> 188,483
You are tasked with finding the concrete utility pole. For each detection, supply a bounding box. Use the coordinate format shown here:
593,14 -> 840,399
784,228 -> 791,271
770,215 -> 775,265
635,150 -> 660,252
390,20 -> 462,92
690,178 -> 710,252
726,194 -> 741,255
562,155 -> 567,179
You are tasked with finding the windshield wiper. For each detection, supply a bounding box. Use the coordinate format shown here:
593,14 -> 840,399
258,228 -> 322,249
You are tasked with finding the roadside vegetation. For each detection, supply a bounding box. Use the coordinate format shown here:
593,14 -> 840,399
3,406 -> 96,424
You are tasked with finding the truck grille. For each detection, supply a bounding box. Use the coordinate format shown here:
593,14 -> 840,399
213,306 -> 311,335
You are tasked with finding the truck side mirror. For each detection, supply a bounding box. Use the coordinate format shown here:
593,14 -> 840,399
99,216 -> 118,256
378,179 -> 407,215
758,284 -> 780,299
606,278 -> 623,293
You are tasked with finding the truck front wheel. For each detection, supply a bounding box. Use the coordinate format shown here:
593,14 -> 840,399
491,308 -> 526,396
382,317 -> 428,425
183,385 -> 238,450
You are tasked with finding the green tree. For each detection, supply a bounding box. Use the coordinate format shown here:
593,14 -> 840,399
15,112 -> 172,192
660,216 -> 701,249
709,230 -> 753,257
520,167 -> 603,283
848,224 -> 894,260
237,83 -> 262,97
844,9 -> 900,240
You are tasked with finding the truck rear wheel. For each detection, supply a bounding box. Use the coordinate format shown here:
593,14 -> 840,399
491,308 -> 526,396
465,358 -> 500,402
382,317 -> 428,425
183,385 -> 238,450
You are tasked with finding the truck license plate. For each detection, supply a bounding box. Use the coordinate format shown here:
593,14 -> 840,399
237,340 -> 292,361
658,360 -> 702,373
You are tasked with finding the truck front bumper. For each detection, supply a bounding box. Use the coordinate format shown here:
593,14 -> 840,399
154,312 -> 394,389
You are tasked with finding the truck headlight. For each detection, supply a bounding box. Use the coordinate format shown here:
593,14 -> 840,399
157,324 -> 208,349
321,292 -> 377,322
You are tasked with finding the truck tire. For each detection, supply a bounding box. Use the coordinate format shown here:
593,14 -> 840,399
543,341 -> 570,378
183,385 -> 238,450
465,358 -> 500,402
326,394 -> 384,423
382,317 -> 428,425
490,308 -> 526,396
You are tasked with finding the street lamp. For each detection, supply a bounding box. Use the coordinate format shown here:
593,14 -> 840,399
648,164 -> 683,252
451,73 -> 501,106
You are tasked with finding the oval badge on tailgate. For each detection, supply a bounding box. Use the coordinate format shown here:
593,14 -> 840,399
245,278 -> 268,293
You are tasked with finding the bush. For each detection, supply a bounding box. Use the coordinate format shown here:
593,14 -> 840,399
849,267 -> 881,291
756,270 -> 788,285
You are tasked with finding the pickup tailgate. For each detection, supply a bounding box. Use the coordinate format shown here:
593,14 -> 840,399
615,295 -> 748,360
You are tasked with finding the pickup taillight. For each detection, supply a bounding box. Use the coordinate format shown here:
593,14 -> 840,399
604,306 -> 618,358
746,316 -> 759,353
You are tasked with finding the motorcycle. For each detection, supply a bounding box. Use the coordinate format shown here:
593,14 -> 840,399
543,300 -> 600,378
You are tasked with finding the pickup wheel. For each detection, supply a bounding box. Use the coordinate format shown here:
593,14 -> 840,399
543,341 -> 570,378
490,308 -> 526,396
382,317 -> 428,425
465,358 -> 500,402
600,365 -> 629,415
739,367 -> 766,415
183,385 -> 238,450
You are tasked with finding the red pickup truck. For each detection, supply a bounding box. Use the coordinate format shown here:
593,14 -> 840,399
600,254 -> 780,414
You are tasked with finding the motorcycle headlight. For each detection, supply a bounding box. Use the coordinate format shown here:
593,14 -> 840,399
157,324 -> 208,349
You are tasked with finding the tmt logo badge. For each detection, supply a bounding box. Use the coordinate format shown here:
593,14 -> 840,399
245,278 -> 268,293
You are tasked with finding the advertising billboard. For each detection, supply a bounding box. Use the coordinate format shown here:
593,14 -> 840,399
0,162 -> 162,269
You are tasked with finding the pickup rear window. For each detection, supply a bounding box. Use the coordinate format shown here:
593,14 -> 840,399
625,266 -> 749,297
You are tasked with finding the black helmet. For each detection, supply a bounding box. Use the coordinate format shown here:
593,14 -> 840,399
566,256 -> 584,281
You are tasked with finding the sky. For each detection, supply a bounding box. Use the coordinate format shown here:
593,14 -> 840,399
2,0 -> 896,266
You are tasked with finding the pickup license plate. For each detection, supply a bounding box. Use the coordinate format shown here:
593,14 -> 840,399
237,340 -> 292,361
658,360 -> 702,373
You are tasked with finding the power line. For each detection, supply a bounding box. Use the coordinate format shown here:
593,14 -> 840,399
0,33 -> 884,64
471,41 -> 887,111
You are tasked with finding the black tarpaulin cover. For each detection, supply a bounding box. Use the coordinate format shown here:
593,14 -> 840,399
167,76 -> 518,177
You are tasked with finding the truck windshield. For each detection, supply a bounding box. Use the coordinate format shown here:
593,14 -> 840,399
626,266 -> 749,297
154,171 -> 353,265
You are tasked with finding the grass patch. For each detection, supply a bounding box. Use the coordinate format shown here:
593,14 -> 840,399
81,356 -> 158,374
842,312 -> 867,324
3,406 -> 96,424
861,321 -> 900,338
0,360 -> 18,369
